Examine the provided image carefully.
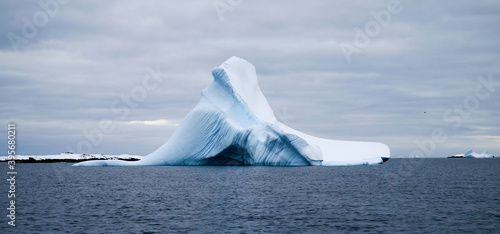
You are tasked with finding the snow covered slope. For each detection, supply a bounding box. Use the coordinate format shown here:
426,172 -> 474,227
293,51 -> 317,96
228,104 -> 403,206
0,153 -> 143,162
75,57 -> 389,166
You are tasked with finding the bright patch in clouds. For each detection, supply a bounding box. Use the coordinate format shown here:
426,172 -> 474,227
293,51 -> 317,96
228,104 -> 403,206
124,119 -> 179,127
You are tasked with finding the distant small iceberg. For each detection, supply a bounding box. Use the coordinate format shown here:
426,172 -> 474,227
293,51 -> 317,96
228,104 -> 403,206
463,150 -> 494,158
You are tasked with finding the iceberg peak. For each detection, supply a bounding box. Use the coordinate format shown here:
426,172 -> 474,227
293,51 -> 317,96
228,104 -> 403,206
210,56 -> 276,124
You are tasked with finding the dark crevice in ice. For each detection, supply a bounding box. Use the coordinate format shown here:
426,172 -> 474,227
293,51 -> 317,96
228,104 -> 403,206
202,145 -> 253,166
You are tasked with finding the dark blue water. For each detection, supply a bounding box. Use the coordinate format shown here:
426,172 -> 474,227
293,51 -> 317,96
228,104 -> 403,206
1,159 -> 499,233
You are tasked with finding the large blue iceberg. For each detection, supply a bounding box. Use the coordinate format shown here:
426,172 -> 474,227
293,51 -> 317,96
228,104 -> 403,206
75,57 -> 390,166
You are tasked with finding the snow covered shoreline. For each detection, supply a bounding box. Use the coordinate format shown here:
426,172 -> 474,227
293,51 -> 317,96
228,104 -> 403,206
0,153 -> 144,163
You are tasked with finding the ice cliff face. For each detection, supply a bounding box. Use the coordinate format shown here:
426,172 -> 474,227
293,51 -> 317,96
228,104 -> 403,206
74,57 -> 390,166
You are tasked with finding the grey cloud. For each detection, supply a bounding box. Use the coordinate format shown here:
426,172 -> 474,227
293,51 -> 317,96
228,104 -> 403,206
1,0 -> 499,157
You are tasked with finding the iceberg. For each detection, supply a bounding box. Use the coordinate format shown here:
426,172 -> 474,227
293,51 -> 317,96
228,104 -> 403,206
74,57 -> 390,166
464,149 -> 494,158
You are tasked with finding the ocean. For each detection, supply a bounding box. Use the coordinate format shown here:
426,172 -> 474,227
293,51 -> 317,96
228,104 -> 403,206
1,158 -> 499,233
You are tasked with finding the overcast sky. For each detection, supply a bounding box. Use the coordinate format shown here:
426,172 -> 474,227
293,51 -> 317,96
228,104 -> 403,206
1,0 -> 499,158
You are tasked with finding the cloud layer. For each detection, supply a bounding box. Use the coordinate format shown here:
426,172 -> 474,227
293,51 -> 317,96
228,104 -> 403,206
1,0 -> 499,157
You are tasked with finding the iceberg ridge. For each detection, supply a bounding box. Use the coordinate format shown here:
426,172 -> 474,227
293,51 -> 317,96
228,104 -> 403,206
74,57 -> 390,167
